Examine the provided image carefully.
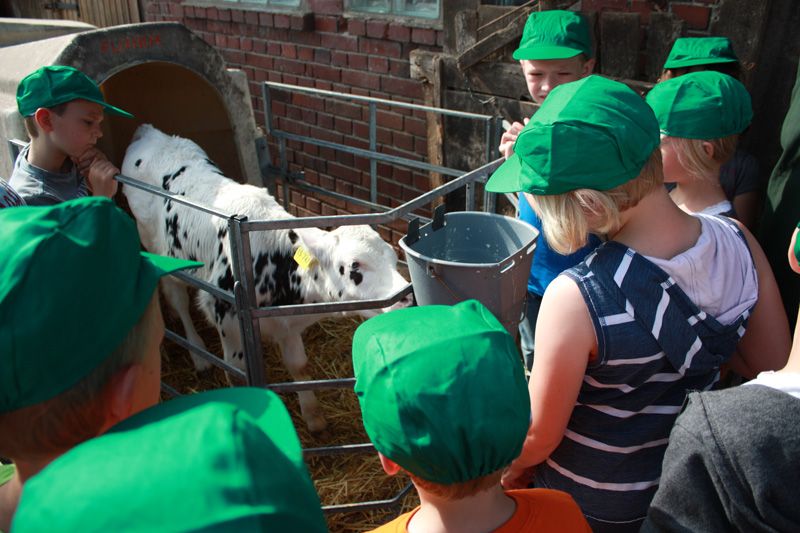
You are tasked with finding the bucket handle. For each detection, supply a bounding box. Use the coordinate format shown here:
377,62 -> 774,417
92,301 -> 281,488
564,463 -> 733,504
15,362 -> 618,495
500,259 -> 516,274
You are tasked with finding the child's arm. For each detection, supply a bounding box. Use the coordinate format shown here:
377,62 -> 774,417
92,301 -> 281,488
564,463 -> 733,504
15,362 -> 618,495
727,221 -> 791,377
502,275 -> 592,489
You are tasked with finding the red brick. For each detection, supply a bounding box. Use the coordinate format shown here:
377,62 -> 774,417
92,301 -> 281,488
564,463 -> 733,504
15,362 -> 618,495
331,50 -> 348,67
241,37 -> 253,52
342,69 -> 381,90
267,42 -> 281,55
393,131 -> 414,152
368,55 -> 389,73
630,0 -> 652,23
322,33 -> 359,52
226,35 -> 240,48
282,43 -> 297,59
298,46 -> 314,61
671,4 -> 711,30
274,14 -> 291,29
393,167 -> 412,185
231,9 -> 244,23
308,0 -> 342,15
244,10 -> 259,25
248,52 -> 272,69
404,116 -> 426,137
348,53 -> 368,70
310,63 -> 341,82
381,77 -> 422,99
582,0 -> 629,11
206,7 -> 218,20
214,33 -> 226,48
359,38 -> 402,58
326,100 -> 362,120
258,12 -> 273,27
366,20 -> 387,38
274,58 -> 306,75
315,15 -> 339,32
376,110 -> 403,130
347,18 -> 366,36
389,59 -> 410,78
290,14 -> 313,31
376,127 -> 392,144
411,27 -> 436,45
387,23 -> 411,42
218,8 -> 231,22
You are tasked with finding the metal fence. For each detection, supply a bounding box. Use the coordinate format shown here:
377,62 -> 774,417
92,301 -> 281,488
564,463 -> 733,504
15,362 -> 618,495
7,84 -> 506,516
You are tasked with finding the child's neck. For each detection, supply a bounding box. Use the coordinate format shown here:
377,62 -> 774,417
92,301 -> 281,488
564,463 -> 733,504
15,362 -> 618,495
610,187 -> 702,260
669,171 -> 727,214
409,484 -> 516,533
27,138 -> 70,174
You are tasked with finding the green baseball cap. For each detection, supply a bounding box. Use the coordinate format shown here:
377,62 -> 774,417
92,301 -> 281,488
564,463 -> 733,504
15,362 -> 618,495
646,71 -> 752,139
486,75 -> 660,195
12,388 -> 327,532
0,197 -> 201,414
17,65 -> 133,118
513,10 -> 593,61
352,300 -> 530,485
663,37 -> 739,70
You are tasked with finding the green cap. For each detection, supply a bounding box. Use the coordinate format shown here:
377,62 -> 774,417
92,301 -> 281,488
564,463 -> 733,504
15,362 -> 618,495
663,37 -> 739,70
0,197 -> 201,413
513,10 -> 593,61
17,65 -> 133,118
352,300 -> 530,485
12,388 -> 327,532
646,71 -> 752,139
486,75 -> 660,195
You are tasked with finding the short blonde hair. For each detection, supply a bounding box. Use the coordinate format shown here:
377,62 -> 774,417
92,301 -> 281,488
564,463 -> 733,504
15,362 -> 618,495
532,149 -> 663,254
669,135 -> 738,181
0,292 -> 161,461
409,469 -> 503,500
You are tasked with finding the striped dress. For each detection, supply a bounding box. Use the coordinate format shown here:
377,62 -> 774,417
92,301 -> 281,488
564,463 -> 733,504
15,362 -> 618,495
535,217 -> 755,532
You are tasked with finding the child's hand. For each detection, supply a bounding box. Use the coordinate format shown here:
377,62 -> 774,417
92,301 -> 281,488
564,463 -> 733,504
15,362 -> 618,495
74,147 -> 108,177
498,118 -> 530,160
501,462 -> 535,490
86,158 -> 119,198
788,225 -> 800,274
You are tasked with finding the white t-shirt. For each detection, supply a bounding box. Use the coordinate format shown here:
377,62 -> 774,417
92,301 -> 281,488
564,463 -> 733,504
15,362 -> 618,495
746,371 -> 800,400
644,214 -> 758,325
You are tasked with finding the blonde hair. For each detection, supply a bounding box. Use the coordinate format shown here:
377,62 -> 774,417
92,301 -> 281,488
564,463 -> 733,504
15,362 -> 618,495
409,469 -> 503,500
670,135 -> 738,181
532,149 -> 663,254
0,292 -> 161,460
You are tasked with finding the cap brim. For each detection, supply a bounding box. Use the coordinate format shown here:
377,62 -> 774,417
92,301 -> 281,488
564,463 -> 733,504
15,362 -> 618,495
662,57 -> 739,69
513,45 -> 584,61
82,96 -> 134,118
485,153 -> 524,193
141,251 -> 202,276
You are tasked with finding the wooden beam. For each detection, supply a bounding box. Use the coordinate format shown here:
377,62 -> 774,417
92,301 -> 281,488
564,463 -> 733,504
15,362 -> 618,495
443,0 -> 480,55
598,12 -> 641,79
455,14 -> 528,71
644,12 -> 685,82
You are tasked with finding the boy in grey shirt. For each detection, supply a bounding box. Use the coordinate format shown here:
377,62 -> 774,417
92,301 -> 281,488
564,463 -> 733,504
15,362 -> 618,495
9,66 -> 132,206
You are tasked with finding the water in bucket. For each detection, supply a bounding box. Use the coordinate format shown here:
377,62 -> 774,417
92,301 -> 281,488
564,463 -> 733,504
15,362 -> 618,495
399,210 -> 538,335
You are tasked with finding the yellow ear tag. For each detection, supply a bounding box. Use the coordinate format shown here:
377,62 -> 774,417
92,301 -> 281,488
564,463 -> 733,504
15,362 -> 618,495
293,246 -> 318,270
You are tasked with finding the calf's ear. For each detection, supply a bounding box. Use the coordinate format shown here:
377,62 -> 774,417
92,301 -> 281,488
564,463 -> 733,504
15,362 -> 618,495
295,228 -> 338,259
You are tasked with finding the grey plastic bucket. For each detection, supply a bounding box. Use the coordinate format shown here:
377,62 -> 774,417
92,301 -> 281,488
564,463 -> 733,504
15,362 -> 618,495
399,211 -> 538,335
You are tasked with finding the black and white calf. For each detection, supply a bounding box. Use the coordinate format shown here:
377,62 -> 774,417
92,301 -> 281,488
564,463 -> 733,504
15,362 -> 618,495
122,124 -> 409,431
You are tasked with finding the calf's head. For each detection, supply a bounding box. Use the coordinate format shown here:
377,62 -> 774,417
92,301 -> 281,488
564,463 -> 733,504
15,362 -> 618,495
298,225 -> 410,316
121,124 -> 209,186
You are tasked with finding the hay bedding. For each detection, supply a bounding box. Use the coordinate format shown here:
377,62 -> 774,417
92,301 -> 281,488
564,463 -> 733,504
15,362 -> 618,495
159,300 -> 419,532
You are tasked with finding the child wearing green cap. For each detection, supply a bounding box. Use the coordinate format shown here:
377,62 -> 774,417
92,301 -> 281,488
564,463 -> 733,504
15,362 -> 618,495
9,66 -> 133,207
0,197 -> 199,531
500,9 -> 599,371
486,75 -> 789,531
660,37 -> 761,230
353,300 -> 591,533
11,388 -> 327,532
647,71 -> 753,219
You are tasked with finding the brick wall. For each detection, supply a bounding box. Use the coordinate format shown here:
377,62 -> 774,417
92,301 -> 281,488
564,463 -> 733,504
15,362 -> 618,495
583,0 -> 721,34
143,0 -> 442,245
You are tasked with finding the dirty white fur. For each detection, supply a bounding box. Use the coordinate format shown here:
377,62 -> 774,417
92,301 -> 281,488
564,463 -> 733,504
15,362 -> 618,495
122,124 -> 409,431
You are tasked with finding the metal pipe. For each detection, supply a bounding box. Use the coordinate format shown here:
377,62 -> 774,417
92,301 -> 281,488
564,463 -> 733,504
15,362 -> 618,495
321,484 -> 414,514
242,158 -> 504,231
251,283 -> 413,319
303,443 -> 373,457
164,329 -> 247,379
115,174 -> 231,219
369,102 -> 378,205
268,377 -> 356,393
266,81 -> 492,120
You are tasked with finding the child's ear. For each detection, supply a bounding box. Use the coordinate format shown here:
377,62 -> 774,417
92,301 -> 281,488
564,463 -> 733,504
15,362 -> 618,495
33,108 -> 55,133
701,141 -> 716,160
104,365 -> 142,427
582,57 -> 596,75
378,453 -> 401,476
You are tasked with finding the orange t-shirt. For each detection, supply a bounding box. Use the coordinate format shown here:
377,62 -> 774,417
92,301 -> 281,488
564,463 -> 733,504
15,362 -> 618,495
369,489 -> 590,532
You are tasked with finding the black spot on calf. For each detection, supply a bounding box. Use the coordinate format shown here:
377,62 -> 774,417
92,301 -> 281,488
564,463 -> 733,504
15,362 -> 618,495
350,270 -> 364,286
135,159 -> 142,167
288,230 -> 299,244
